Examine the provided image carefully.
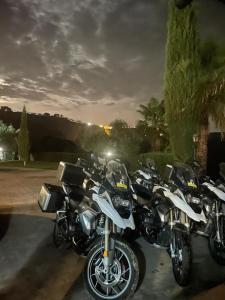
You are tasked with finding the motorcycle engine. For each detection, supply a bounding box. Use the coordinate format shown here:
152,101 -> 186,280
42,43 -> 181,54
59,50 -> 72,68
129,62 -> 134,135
79,209 -> 98,236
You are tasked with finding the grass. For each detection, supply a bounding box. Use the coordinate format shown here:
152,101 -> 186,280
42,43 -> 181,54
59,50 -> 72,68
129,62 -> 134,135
0,160 -> 58,170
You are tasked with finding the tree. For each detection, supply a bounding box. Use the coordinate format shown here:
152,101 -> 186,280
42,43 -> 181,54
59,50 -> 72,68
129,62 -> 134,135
164,1 -> 200,163
194,40 -> 225,168
79,125 -> 111,154
0,121 -> 17,159
18,106 -> 30,165
110,119 -> 141,159
137,98 -> 169,151
110,119 -> 128,131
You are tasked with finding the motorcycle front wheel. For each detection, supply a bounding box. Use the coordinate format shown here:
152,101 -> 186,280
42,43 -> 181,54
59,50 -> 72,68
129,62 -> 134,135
208,217 -> 225,265
171,230 -> 192,287
84,239 -> 139,300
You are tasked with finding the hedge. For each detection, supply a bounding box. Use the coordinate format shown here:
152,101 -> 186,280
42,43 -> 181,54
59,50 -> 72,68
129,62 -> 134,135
32,152 -> 87,163
32,151 -> 174,175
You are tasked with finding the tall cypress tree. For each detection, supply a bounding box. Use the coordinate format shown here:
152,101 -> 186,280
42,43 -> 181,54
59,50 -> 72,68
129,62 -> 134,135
164,0 -> 200,163
18,105 -> 30,165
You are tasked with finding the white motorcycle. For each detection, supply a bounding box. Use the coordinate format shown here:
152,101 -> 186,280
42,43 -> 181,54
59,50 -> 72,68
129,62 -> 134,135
38,158 -> 139,299
132,161 -> 203,286
200,178 -> 225,265
167,161 -> 225,266
83,159 -> 139,300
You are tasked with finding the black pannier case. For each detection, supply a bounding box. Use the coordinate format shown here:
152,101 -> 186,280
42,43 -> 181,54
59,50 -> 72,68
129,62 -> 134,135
38,183 -> 64,212
57,161 -> 86,187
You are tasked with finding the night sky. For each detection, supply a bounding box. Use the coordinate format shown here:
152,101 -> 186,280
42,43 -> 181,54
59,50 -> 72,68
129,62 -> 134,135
0,0 -> 225,125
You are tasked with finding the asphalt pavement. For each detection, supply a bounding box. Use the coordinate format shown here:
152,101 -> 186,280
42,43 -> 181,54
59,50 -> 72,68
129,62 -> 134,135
0,211 -> 225,300
0,168 -> 225,300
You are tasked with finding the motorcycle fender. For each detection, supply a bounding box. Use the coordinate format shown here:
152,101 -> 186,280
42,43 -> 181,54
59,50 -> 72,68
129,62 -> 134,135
203,182 -> 225,202
162,189 -> 201,222
92,194 -> 135,230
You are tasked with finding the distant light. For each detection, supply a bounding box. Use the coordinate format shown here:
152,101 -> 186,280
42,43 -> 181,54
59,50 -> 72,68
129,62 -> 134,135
0,147 -> 3,152
16,40 -> 22,46
87,122 -> 92,126
106,151 -> 112,157
99,125 -> 103,128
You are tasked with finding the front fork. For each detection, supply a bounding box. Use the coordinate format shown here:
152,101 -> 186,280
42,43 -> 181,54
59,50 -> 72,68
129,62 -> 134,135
169,209 -> 176,258
169,209 -> 189,258
103,216 -> 116,270
215,201 -> 223,244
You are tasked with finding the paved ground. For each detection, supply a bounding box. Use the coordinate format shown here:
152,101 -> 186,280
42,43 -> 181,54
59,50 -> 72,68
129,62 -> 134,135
0,168 -> 225,300
0,168 -> 57,209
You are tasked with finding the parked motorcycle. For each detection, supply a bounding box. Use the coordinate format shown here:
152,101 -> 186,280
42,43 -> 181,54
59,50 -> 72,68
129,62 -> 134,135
38,161 -> 95,254
38,158 -> 139,299
83,158 -> 139,299
168,161 -> 225,266
192,162 -> 225,265
132,161 -> 202,286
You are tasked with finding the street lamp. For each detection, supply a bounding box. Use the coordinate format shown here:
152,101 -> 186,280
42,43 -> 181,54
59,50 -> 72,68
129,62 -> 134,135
193,133 -> 199,161
0,147 -> 4,160
193,133 -> 199,144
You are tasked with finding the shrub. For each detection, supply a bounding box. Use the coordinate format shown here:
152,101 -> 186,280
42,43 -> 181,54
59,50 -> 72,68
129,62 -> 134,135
32,152 -> 88,163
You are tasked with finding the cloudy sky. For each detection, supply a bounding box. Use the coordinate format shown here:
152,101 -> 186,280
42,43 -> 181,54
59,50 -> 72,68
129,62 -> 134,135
0,0 -> 225,125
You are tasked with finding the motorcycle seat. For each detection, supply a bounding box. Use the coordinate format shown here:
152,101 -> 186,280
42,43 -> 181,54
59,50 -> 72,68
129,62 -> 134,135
132,183 -> 153,201
68,186 -> 85,202
136,195 -> 152,206
69,198 -> 80,209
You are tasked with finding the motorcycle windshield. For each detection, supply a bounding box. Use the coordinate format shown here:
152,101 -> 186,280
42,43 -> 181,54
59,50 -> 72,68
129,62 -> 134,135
173,163 -> 198,189
105,160 -> 130,191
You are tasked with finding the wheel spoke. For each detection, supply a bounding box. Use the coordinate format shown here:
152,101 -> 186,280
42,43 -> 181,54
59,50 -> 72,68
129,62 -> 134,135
106,287 -> 112,296
120,276 -> 128,282
118,253 -> 124,261
112,286 -> 119,295
121,268 -> 129,276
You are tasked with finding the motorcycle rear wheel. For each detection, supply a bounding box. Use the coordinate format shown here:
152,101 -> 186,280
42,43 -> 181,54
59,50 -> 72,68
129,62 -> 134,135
53,221 -> 70,249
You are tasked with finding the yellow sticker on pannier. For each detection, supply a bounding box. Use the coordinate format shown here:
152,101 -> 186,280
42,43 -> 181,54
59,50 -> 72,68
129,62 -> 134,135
187,181 -> 197,188
116,182 -> 128,189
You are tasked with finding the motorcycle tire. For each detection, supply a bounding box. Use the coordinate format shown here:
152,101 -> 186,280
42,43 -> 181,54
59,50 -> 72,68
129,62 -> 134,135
208,221 -> 225,265
171,231 -> 192,287
53,221 -> 70,249
84,238 -> 139,300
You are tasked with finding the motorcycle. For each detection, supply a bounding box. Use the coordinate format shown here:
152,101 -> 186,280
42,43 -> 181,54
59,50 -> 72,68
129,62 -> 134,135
38,161 -> 95,254
38,158 -> 139,299
83,158 -> 140,299
132,161 -> 202,286
169,161 -> 225,266
192,161 -> 225,265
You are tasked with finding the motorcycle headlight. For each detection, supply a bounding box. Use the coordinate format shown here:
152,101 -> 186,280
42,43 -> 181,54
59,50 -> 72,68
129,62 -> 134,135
202,197 -> 213,214
191,197 -> 201,205
112,195 -> 131,208
186,194 -> 200,205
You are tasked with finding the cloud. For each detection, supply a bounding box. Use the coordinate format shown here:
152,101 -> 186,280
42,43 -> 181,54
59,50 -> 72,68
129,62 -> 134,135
0,0 -> 225,124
